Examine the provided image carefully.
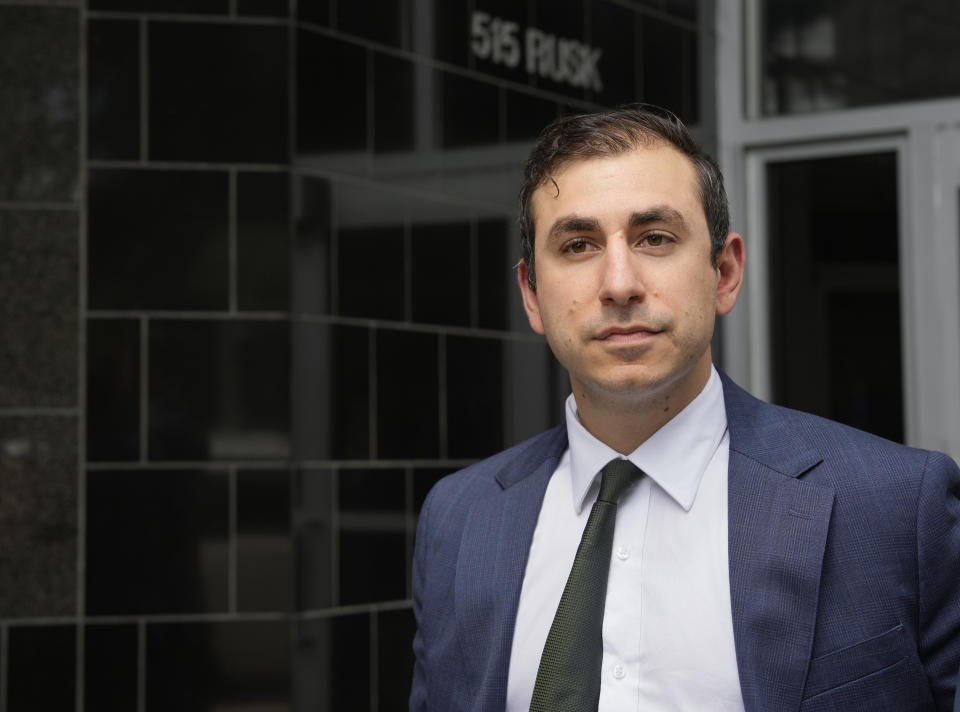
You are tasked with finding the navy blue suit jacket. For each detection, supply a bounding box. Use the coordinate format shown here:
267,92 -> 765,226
411,374 -> 960,711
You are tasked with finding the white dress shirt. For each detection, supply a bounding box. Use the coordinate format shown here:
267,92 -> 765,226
506,367 -> 745,711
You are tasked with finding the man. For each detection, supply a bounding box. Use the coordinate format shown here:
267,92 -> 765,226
410,105 -> 960,711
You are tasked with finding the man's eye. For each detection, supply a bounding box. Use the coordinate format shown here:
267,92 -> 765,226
564,239 -> 592,254
643,233 -> 667,247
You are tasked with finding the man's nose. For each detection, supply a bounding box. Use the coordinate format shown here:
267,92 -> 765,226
598,238 -> 645,306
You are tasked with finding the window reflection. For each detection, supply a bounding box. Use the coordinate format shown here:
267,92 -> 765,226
762,0 -> 960,114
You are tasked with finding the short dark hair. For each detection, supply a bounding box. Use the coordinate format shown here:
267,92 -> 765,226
518,104 -> 729,290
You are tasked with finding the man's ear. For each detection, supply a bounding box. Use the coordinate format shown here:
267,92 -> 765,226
715,233 -> 745,316
517,260 -> 546,335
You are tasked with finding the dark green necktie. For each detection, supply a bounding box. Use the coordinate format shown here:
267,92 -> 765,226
529,458 -> 643,712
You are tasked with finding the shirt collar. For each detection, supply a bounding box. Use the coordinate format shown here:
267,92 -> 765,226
564,365 -> 728,514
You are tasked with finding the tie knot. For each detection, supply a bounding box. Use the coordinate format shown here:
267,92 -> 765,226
597,458 -> 642,504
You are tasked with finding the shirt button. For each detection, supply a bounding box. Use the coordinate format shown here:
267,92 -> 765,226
616,545 -> 630,561
612,663 -> 626,680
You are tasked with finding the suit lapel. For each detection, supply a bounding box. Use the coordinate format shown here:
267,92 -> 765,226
453,428 -> 566,709
722,374 -> 835,712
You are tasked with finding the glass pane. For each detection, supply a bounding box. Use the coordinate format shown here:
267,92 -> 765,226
767,151 -> 903,442
146,620 -> 289,709
8,626 -> 75,711
761,0 -> 960,115
149,22 -> 288,162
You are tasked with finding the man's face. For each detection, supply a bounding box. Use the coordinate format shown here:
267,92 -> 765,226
518,143 -> 743,414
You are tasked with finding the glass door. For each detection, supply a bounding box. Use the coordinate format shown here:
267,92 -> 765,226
745,138 -> 907,442
767,150 -> 902,441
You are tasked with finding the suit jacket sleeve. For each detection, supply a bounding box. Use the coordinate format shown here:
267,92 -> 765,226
917,450 -> 960,710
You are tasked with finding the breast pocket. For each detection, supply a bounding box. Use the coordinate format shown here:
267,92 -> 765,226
800,624 -> 933,712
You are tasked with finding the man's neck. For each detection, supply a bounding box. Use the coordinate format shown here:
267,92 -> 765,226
571,360 -> 713,455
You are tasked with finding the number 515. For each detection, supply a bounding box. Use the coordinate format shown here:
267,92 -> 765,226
470,11 -> 521,68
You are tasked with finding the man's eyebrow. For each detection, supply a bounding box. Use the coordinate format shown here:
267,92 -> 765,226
629,206 -> 688,230
546,216 -> 602,243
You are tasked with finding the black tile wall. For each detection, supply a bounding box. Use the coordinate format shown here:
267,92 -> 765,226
293,468 -> 335,610
293,614 -> 370,710
338,0 -> 405,47
504,89 -> 560,142
476,218 -> 510,330
237,469 -> 292,611
661,0 -> 697,21
338,526 -> 407,606
337,225 -> 405,320
0,209 -> 78,407
376,329 -> 440,459
238,171 -> 292,311
291,322 -> 371,460
88,168 -> 229,310
146,620 -> 290,711
641,16 -> 698,121
0,416 -> 77,618
86,318 -> 140,461
411,221 -> 471,326
590,0 -> 638,105
89,0 -> 226,12
446,335 -> 504,458
378,607 -> 417,709
440,71 -> 501,148
85,624 -> 139,711
0,6 -> 78,202
293,175 -> 333,314
86,469 -> 229,614
237,0 -> 289,17
329,324 -> 371,458
149,319 -> 290,461
297,31 -> 367,154
373,52 -> 415,153
532,0 -> 584,48
338,469 -> 407,604
88,19 -> 140,160
504,339 -> 564,442
149,22 -> 288,163
297,0 -> 331,27
433,1 -> 469,66
7,625 -> 76,712
474,0 -> 528,25
340,467 -> 406,511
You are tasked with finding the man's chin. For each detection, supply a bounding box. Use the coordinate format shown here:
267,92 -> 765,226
573,363 -> 705,407
577,372 -> 673,404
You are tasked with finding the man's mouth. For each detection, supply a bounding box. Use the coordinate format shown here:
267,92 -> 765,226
596,325 -> 661,343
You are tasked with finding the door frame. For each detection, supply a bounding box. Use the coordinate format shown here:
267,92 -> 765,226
741,136 -> 907,404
